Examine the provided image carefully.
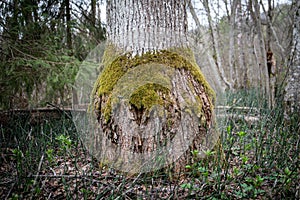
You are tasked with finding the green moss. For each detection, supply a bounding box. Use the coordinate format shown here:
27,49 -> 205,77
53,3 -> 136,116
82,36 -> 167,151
93,45 -> 216,122
129,83 -> 170,110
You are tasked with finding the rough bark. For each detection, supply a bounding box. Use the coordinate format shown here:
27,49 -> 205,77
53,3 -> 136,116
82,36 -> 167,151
107,0 -> 188,55
88,48 -> 217,174
86,0 -> 218,175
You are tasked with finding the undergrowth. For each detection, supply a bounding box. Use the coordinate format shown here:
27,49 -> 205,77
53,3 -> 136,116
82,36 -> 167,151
0,89 -> 299,199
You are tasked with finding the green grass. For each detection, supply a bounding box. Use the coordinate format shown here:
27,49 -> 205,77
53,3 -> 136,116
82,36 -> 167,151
0,89 -> 299,199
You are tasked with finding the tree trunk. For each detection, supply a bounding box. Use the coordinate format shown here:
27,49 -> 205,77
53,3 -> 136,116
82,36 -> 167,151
249,0 -> 271,107
91,0 -> 96,27
65,0 -> 72,51
262,0 -> 276,108
284,0 -> 300,115
235,1 -> 243,89
228,0 -> 237,87
203,0 -> 232,90
86,0 -> 218,175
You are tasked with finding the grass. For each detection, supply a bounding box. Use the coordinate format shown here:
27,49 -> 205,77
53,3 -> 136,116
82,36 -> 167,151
0,89 -> 299,199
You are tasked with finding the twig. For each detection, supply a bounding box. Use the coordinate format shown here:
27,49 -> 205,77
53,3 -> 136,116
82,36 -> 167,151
115,172 -> 143,200
47,193 -> 52,200
9,45 -> 78,65
49,167 -> 57,176
216,106 -> 260,113
30,154 -> 44,200
26,173 -> 114,183
28,174 -> 89,178
36,154 -> 44,180
0,180 -> 14,185
46,102 -> 73,119
5,182 -> 15,200
217,114 -> 260,123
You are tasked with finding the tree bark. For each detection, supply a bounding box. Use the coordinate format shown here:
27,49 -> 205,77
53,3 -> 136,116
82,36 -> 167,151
228,0 -> 237,87
65,0 -> 72,51
203,0 -> 232,90
249,0 -> 271,107
284,0 -> 300,115
107,0 -> 189,54
91,0 -> 96,27
87,0 -> 218,175
187,0 -> 201,29
235,1 -> 243,89
261,0 -> 276,108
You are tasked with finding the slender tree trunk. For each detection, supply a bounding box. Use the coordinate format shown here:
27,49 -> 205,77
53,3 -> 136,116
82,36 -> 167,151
284,0 -> 300,115
235,1 -> 243,89
65,0 -> 72,51
91,0 -> 96,27
266,0 -> 276,108
88,0 -> 218,175
187,0 -> 201,29
261,0 -> 276,108
236,2 -> 249,89
65,0 -> 77,106
228,0 -> 237,87
203,0 -> 232,89
249,0 -> 271,107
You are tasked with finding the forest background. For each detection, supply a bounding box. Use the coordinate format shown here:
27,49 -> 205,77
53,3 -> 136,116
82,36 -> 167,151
0,0 -> 299,199
0,0 -> 295,109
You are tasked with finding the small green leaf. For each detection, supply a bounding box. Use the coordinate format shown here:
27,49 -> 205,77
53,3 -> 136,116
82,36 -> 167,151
185,165 -> 192,169
284,167 -> 291,176
237,131 -> 247,137
181,183 -> 192,189
227,125 -> 231,134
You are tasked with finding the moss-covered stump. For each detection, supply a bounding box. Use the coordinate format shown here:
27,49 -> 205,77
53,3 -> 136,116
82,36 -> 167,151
88,46 -> 218,175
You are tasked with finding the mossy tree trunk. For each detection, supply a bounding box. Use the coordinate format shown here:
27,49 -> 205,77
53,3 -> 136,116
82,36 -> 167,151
90,0 -> 218,175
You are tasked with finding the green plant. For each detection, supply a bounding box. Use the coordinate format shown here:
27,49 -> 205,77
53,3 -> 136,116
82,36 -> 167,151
1,88 -> 299,199
45,148 -> 55,164
12,148 -> 24,176
56,134 -> 72,151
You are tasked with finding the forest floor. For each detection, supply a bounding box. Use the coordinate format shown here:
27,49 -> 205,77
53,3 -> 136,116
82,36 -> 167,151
0,90 -> 299,199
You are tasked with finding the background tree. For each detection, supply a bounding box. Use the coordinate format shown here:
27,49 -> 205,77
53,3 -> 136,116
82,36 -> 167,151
284,0 -> 300,115
187,0 -> 293,108
203,0 -> 232,89
0,0 -> 106,109
89,0 -> 218,175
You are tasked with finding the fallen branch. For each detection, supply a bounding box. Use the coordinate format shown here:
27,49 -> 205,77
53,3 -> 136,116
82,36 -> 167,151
216,106 -> 260,113
217,114 -> 260,123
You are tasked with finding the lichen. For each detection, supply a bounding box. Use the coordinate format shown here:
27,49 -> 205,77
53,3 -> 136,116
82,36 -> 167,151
92,45 -> 216,122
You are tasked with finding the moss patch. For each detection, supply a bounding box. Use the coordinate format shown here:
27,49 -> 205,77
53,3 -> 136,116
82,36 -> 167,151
92,45 -> 216,122
129,83 -> 170,110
